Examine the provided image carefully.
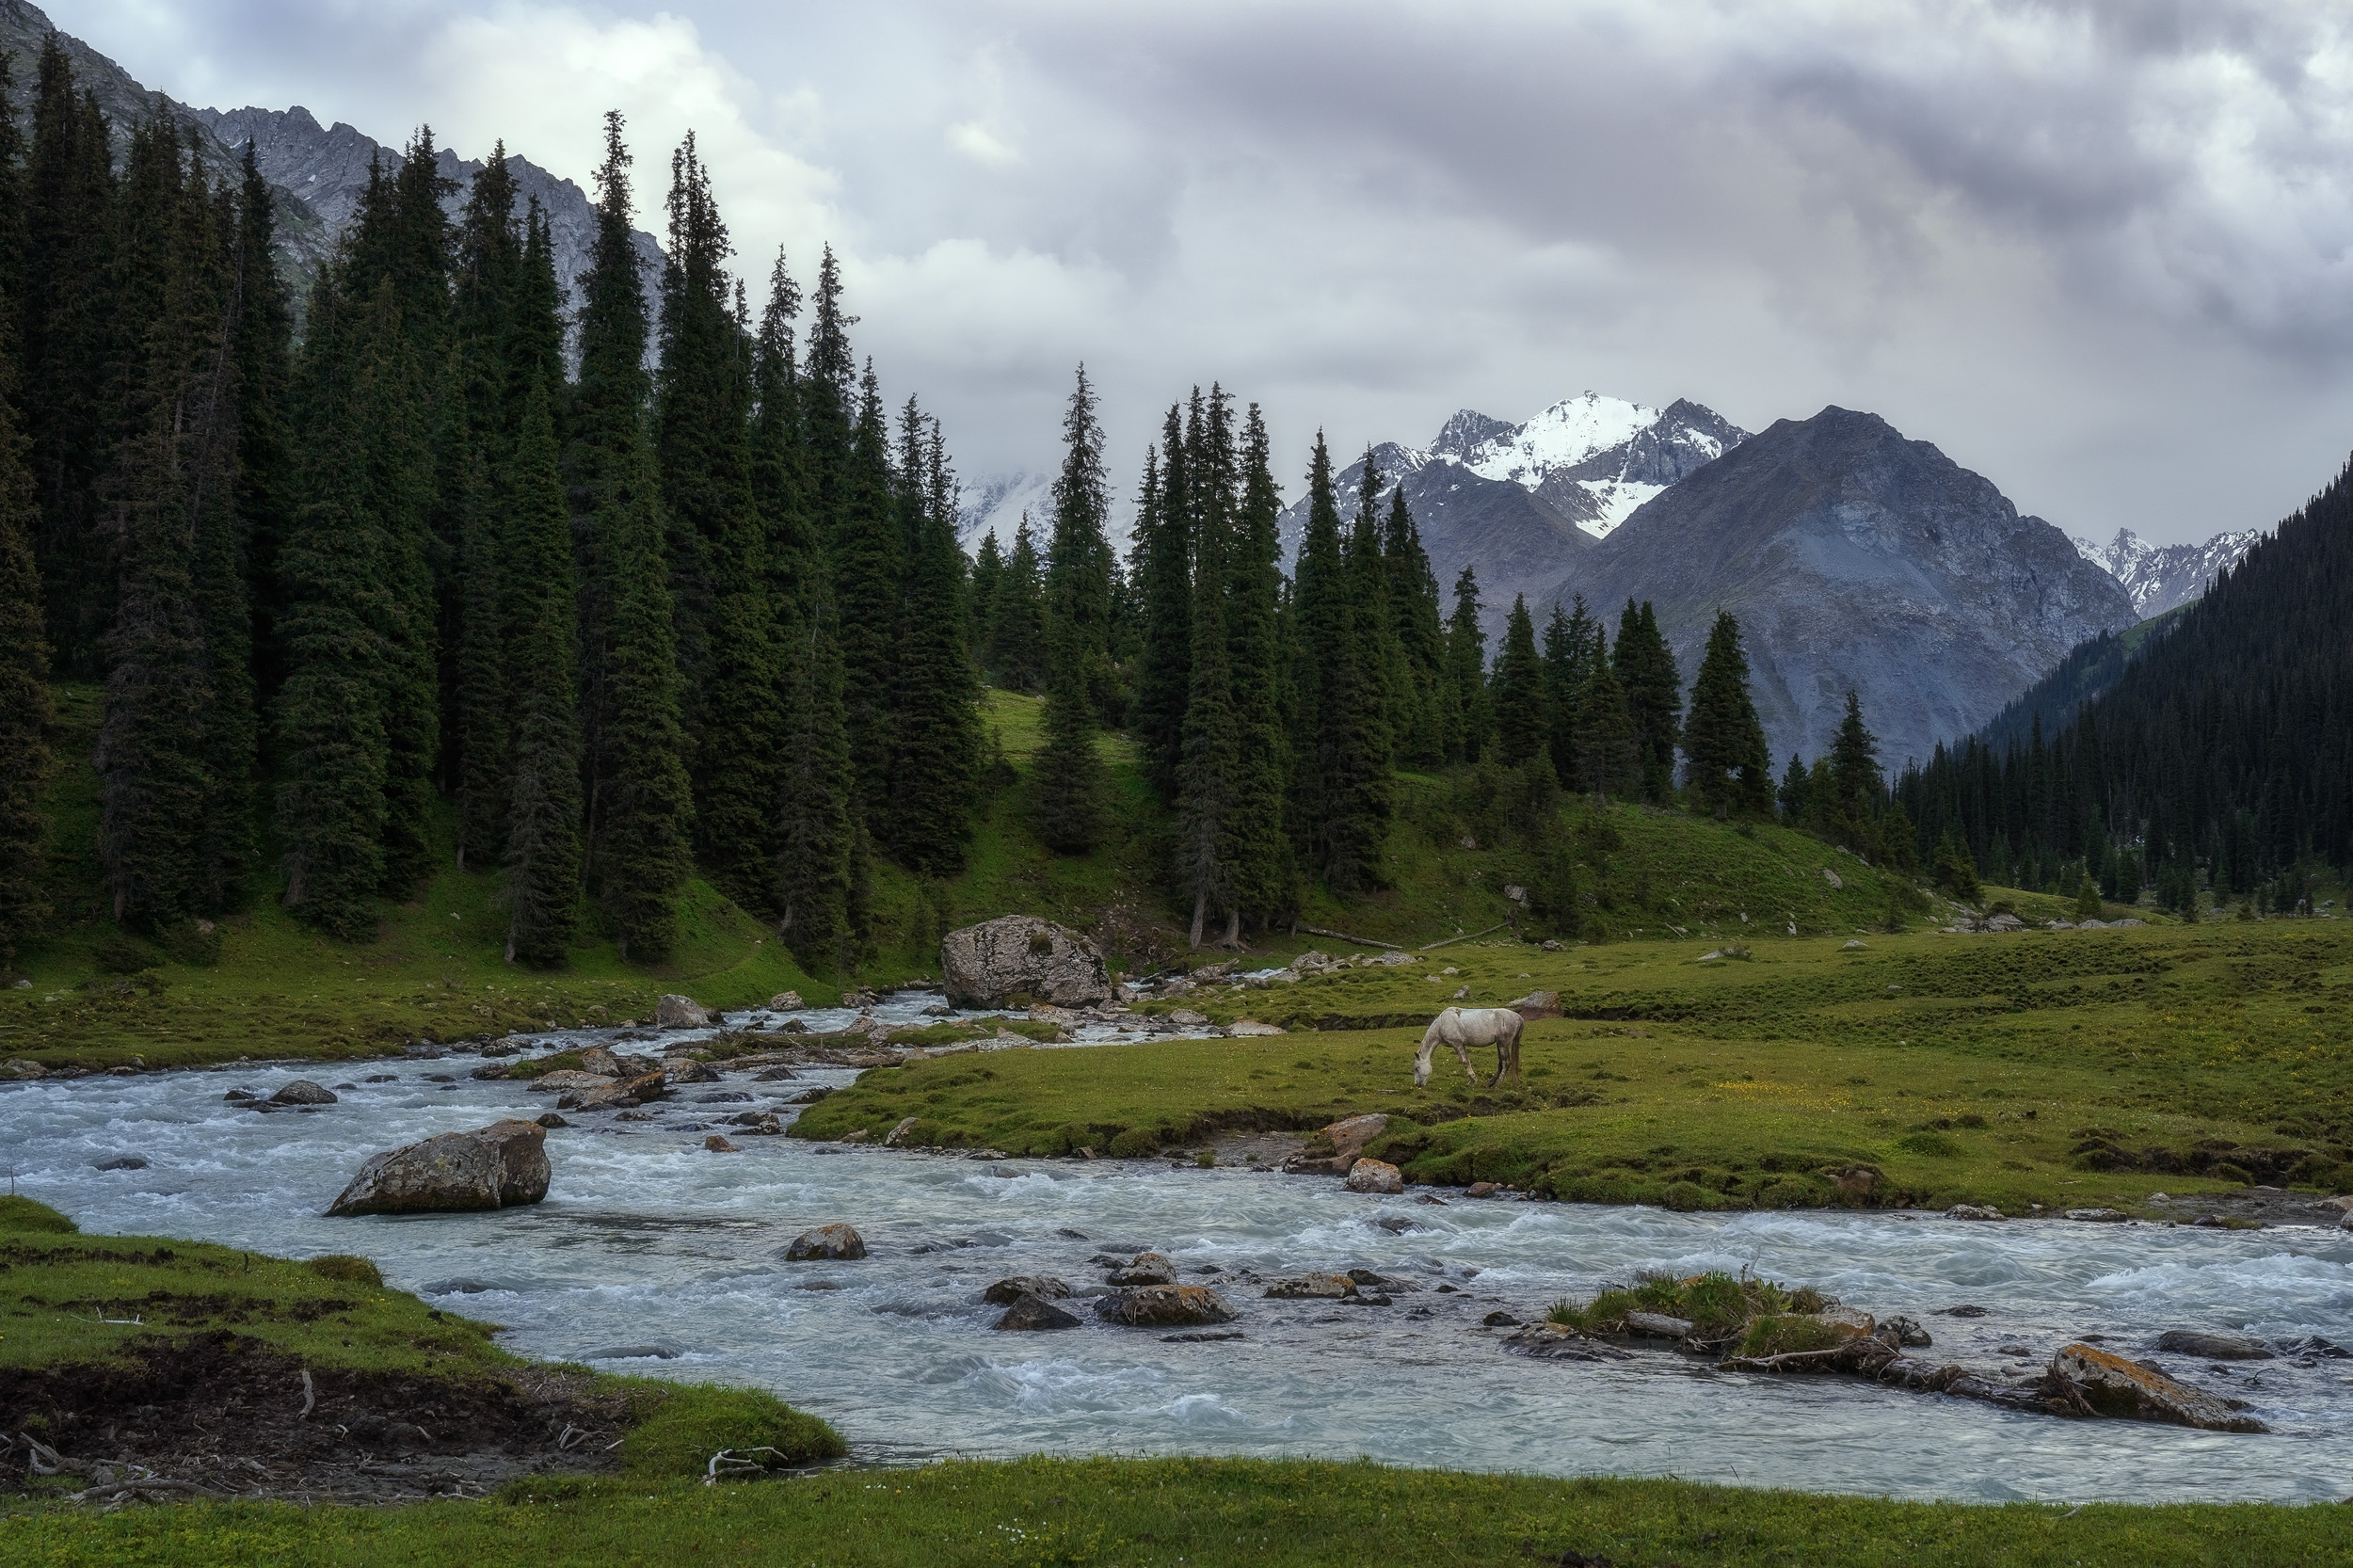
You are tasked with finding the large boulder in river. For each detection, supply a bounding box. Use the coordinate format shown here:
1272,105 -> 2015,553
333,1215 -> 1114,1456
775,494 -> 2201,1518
270,1080 -> 338,1106
326,1120 -> 549,1216
940,916 -> 1111,1009
995,1293 -> 1083,1331
1096,1285 -> 1238,1328
2049,1343 -> 2265,1432
656,994 -> 714,1028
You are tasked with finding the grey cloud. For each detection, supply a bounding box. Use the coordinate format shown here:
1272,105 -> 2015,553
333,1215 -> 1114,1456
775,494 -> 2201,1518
59,0 -> 2353,543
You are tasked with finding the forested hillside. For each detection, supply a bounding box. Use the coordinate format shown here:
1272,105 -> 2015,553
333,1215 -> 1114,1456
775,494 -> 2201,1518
1897,459 -> 2353,914
0,35 -> 1946,988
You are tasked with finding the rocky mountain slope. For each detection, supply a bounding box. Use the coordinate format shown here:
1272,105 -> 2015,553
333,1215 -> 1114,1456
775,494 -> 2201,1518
0,0 -> 660,318
197,105 -> 664,328
2071,527 -> 2264,618
0,0 -> 331,271
1548,408 -> 2136,770
1261,394 -> 1745,630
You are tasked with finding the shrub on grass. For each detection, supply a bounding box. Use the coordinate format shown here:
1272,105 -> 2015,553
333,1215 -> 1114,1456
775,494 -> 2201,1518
1897,1131 -> 1962,1159
0,1196 -> 74,1233
620,1383 -> 845,1477
305,1255 -> 383,1286
1106,1126 -> 1160,1159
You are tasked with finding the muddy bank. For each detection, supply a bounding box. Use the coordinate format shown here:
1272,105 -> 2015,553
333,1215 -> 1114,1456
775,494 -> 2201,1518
0,1333 -> 627,1504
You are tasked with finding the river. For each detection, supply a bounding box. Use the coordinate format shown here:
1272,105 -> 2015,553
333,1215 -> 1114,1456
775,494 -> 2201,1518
5,990 -> 2349,1504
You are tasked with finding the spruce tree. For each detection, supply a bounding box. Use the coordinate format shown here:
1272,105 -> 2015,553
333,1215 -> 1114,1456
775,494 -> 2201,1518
989,515 -> 1047,693
450,431 -> 506,868
1384,487 -> 1446,767
1130,405 -> 1191,803
1541,597 -> 1593,788
1574,640 -> 1637,800
1176,389 -> 1239,946
569,111 -> 691,960
1442,566 -> 1491,761
1224,403 -> 1291,930
1490,594 -> 1545,767
22,41 -> 115,673
1034,366 -> 1111,853
655,134 -> 778,906
230,142 -> 295,737
1346,448 -> 1397,776
96,121 -> 240,930
968,529 -> 1005,676
1683,610 -> 1771,817
1826,689 -> 1882,844
1292,433 -> 1387,891
276,282 -> 396,939
749,249 -> 852,968
0,326 -> 51,964
500,377 -> 583,964
1777,752 -> 1809,824
884,408 -> 980,875
1613,600 -> 1682,802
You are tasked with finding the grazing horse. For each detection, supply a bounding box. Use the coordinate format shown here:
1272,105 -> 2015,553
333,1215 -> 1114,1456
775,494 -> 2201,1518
1414,1006 -> 1525,1089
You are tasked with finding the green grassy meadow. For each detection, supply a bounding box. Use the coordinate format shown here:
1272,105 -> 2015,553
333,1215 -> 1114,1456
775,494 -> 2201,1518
798,919 -> 2353,1213
7,1457 -> 2351,1565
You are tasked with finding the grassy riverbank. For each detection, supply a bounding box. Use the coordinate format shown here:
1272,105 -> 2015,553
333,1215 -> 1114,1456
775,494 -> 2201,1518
798,920 -> 2353,1213
0,1198 -> 841,1492
2,686 -> 1966,1074
8,1455 -> 2350,1565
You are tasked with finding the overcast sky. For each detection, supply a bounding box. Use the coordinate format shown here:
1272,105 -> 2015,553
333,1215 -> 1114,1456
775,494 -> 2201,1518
54,0 -> 2353,544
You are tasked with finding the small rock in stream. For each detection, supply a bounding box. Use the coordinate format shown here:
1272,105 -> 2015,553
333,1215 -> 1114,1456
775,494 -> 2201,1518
984,1275 -> 1072,1305
2154,1330 -> 2274,1361
993,1294 -> 1083,1332
92,1156 -> 148,1171
1096,1286 -> 1238,1328
1107,1252 -> 1177,1287
783,1223 -> 867,1261
269,1080 -> 338,1106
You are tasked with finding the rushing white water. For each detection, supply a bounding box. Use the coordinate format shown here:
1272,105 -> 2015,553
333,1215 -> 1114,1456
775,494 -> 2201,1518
6,993 -> 2351,1504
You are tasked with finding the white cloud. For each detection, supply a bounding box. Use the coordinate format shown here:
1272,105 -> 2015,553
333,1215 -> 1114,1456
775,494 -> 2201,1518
55,0 -> 2353,543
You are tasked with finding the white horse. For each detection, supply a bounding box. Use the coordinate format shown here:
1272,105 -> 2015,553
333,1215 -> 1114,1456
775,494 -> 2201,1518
1414,1006 -> 1525,1089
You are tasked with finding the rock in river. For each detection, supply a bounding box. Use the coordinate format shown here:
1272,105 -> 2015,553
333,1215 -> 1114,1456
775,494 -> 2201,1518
1096,1285 -> 1239,1328
1265,1273 -> 1356,1299
1344,1158 -> 1404,1195
995,1293 -> 1083,1331
939,915 -> 1112,1009
574,1070 -> 666,1112
1107,1251 -> 1177,1286
326,1119 -> 550,1216
2153,1330 -> 2274,1361
656,994 -> 714,1029
984,1275 -> 1072,1305
784,1223 -> 868,1261
2049,1343 -> 2266,1432
270,1080 -> 338,1106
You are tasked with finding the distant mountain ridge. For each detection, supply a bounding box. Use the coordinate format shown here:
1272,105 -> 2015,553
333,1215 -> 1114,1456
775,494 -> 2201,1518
1265,393 -> 1747,631
2070,526 -> 2264,618
1545,407 -> 2137,771
0,0 -> 662,319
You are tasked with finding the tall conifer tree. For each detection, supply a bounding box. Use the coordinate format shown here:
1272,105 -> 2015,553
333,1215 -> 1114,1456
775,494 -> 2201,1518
1034,366 -> 1112,854
1224,403 -> 1290,929
1292,434 -> 1387,891
569,112 -> 691,960
1131,403 -> 1192,803
884,406 -> 980,874
1684,610 -> 1771,816
1490,594 -> 1546,768
1442,566 -> 1491,762
500,377 -> 582,963
0,263 -> 52,963
1176,389 -> 1239,945
1612,600 -> 1682,803
1383,487 -> 1446,766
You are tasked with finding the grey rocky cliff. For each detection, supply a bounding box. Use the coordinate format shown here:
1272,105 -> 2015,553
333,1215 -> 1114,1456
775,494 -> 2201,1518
1548,407 -> 2137,770
196,104 -> 666,334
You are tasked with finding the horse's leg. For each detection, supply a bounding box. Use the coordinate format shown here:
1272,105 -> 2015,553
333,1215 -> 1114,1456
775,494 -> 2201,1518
1489,1016 -> 1525,1087
1456,1034 -> 1476,1084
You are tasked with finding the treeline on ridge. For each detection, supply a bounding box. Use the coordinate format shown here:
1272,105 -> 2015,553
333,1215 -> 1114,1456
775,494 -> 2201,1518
0,34 -> 1903,973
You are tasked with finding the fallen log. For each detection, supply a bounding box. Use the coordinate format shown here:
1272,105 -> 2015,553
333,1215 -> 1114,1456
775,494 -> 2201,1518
1293,923 -> 1402,952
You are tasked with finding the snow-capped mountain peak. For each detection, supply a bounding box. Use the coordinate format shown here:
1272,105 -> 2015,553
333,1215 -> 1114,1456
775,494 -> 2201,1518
1430,392 -> 1748,539
2070,526 -> 2265,618
954,471 -> 1056,556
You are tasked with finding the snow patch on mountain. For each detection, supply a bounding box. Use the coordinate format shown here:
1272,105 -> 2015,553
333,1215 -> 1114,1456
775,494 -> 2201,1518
2069,526 -> 2265,618
1438,392 -> 1747,539
955,471 -> 1056,555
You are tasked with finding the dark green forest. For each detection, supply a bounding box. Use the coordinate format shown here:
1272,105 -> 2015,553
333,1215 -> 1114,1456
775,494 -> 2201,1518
1895,462 -> 2353,916
0,38 -> 1809,974
18,28 -> 2334,982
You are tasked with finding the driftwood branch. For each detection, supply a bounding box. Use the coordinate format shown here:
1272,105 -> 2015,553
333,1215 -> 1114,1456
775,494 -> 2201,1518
1418,923 -> 1508,952
704,1446 -> 792,1485
298,1368 -> 315,1420
1293,924 -> 1402,951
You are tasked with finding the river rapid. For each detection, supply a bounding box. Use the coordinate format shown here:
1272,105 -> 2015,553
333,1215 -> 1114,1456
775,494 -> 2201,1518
5,990 -> 2351,1505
